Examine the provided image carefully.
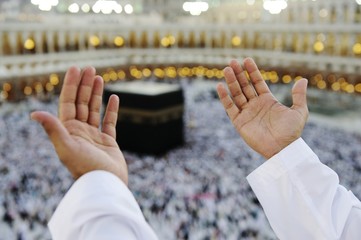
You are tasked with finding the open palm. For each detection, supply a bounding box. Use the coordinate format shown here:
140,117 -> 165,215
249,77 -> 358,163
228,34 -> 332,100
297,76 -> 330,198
217,58 -> 309,159
31,67 -> 128,184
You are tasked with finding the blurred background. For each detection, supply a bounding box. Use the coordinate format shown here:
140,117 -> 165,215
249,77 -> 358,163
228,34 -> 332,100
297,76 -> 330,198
0,0 -> 361,239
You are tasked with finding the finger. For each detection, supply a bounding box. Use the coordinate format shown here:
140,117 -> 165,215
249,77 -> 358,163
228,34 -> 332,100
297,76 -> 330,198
216,82 -> 240,122
88,76 -> 104,128
243,58 -> 271,96
59,66 -> 81,122
291,78 -> 309,118
229,59 -> 257,100
31,111 -> 73,158
76,67 -> 96,122
102,94 -> 119,139
224,67 -> 248,109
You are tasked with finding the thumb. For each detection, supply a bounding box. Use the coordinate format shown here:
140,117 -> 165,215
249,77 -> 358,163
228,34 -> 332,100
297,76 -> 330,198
30,111 -> 72,154
291,78 -> 308,116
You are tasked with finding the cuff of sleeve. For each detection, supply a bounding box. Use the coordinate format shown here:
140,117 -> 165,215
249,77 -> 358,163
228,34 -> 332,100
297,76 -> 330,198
48,170 -> 141,238
247,138 -> 316,186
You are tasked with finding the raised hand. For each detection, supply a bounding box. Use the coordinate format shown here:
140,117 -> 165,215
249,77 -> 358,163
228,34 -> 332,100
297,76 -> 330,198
217,58 -> 309,159
31,66 -> 128,184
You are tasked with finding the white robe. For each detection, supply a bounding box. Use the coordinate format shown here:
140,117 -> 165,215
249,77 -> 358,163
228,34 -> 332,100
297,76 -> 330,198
247,138 -> 361,240
48,138 -> 361,239
48,171 -> 158,240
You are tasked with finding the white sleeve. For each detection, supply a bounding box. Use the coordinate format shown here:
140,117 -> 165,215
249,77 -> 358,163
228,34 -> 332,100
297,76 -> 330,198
247,138 -> 361,240
48,170 -> 158,240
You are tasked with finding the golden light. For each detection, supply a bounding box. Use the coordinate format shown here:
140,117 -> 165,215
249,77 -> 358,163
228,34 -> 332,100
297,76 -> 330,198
103,73 -> 110,82
205,69 -> 214,78
166,67 -> 177,78
295,76 -> 303,81
269,71 -> 279,83
89,35 -> 100,47
215,70 -> 224,79
355,83 -> 361,93
109,71 -> 118,81
49,74 -> 59,85
0,91 -> 8,100
161,37 -> 170,47
35,82 -> 43,93
114,36 -> 124,47
345,84 -> 355,93
24,86 -> 33,95
117,70 -> 126,79
154,68 -> 165,78
231,36 -> 242,47
313,41 -> 324,53
46,82 -> 54,92
24,38 -> 35,50
282,75 -> 292,84
196,66 -> 205,76
317,80 -> 327,89
130,68 -> 140,77
142,68 -> 152,78
3,83 -> 11,92
353,43 -> 361,55
331,82 -> 341,91
169,35 -> 176,45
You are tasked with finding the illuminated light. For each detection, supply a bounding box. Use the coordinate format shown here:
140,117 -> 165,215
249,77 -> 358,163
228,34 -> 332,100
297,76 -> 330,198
3,83 -> 11,92
263,0 -> 287,15
353,43 -> 361,55
81,3 -> 91,13
216,71 -> 224,79
114,36 -> 124,47
130,68 -> 139,77
355,83 -> 361,93
89,36 -> 100,47
39,2 -> 53,11
103,73 -> 110,82
196,66 -> 205,76
206,69 -> 214,78
357,0 -> 361,5
282,75 -> 292,84
169,36 -> 176,45
183,1 -> 209,16
24,86 -> 33,96
341,82 -> 349,91
117,70 -> 126,79
24,39 -> 35,50
142,68 -> 152,78
0,91 -> 8,100
231,36 -> 242,47
154,68 -> 165,78
317,80 -> 327,89
166,67 -> 177,78
161,37 -> 170,47
124,4 -> 133,14
35,83 -> 43,93
68,3 -> 80,13
92,0 -> 122,14
313,41 -> 324,52
295,76 -> 303,81
331,82 -> 341,91
49,74 -> 59,85
319,8 -> 328,18
46,83 -> 54,92
109,71 -> 118,81
345,84 -> 355,93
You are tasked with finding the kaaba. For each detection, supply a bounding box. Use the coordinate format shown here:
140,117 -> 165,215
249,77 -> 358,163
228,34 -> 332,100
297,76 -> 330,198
103,81 -> 184,155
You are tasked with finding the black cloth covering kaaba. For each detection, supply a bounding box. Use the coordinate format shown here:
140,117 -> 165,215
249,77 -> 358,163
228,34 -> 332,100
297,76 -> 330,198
103,81 -> 184,155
